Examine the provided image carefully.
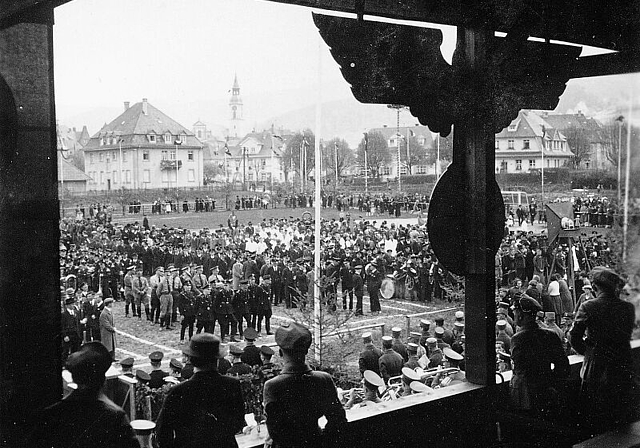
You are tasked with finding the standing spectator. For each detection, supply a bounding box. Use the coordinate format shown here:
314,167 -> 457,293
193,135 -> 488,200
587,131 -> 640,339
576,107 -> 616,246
155,334 -> 245,447
263,322 -> 347,448
99,297 -> 117,361
61,294 -> 82,365
558,275 -> 574,317
27,342 -> 139,448
509,295 -> 569,422
547,274 -> 563,324
569,267 -> 635,435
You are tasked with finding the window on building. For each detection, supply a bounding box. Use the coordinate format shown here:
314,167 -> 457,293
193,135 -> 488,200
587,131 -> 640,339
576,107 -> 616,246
508,119 -> 520,131
162,170 -> 169,182
161,151 -> 168,160
197,130 -> 202,139
143,170 -> 150,183
495,140 -> 499,150
188,169 -> 195,182
188,150 -> 194,161
164,133 -> 172,143
170,150 -> 176,160
381,166 -> 391,176
99,138 -> 104,146
89,153 -> 94,164
523,139 -> 530,149
99,152 -> 104,162
111,151 -> 116,161
508,140 -> 514,149
143,150 -> 149,161
112,171 -> 117,184
99,171 -> 104,184
585,159 -> 591,169
399,165 -> 408,175
500,161 -> 507,172
415,165 -> 428,174
515,159 -> 522,171
418,138 -> 425,145
529,159 -> 536,169
148,134 -> 156,143
122,151 -> 127,163
125,171 -> 131,183
389,139 -> 395,147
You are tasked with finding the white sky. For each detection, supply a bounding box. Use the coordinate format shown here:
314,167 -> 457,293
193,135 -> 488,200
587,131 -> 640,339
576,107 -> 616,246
54,0 -> 345,109
53,0 -> 639,132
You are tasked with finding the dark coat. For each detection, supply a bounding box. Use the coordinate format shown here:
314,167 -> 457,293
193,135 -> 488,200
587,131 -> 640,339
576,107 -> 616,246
378,349 -> 404,384
358,343 -> 383,376
26,390 -> 139,448
264,364 -> 347,448
241,344 -> 263,367
156,370 -> 245,448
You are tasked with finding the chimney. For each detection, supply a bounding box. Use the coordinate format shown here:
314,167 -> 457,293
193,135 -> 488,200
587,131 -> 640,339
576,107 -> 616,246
383,124 -> 387,128
124,101 -> 130,111
142,98 -> 148,115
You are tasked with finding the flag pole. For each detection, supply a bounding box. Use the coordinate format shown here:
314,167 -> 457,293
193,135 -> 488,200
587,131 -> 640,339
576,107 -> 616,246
314,35 -> 323,363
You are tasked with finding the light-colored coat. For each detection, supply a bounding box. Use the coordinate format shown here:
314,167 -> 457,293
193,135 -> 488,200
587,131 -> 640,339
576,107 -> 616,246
100,306 -> 117,353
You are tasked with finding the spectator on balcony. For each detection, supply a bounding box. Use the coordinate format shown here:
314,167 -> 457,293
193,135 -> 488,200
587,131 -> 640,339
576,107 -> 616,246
569,266 -> 635,435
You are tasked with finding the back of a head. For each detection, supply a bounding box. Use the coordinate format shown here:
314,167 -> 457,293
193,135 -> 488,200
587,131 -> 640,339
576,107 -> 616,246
66,342 -> 112,388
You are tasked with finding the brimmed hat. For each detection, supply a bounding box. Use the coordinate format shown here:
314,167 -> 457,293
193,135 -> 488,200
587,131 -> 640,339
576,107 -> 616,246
65,342 -> 112,383
443,347 -> 463,361
182,333 -> 223,360
229,345 -> 244,356
590,266 -> 624,291
243,327 -> 258,340
275,322 -> 312,352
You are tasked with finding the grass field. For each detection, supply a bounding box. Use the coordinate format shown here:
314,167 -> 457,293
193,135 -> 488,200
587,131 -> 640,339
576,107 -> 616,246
111,294 -> 462,372
113,206 -> 422,229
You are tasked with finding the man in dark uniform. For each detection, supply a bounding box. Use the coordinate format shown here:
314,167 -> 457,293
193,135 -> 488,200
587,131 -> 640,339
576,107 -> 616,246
257,346 -> 280,381
434,326 -> 452,351
434,316 -> 455,346
227,345 -> 252,376
232,280 -> 251,339
404,343 -> 421,369
61,295 -> 82,365
257,274 -> 273,335
195,283 -> 216,334
378,336 -> 404,384
155,334 -> 245,448
263,322 -> 347,448
240,327 -> 262,367
391,327 -> 408,362
353,265 -> 364,316
365,260 -> 383,314
358,332 -> 382,377
213,282 -> 237,342
148,351 -> 169,389
119,357 -> 135,378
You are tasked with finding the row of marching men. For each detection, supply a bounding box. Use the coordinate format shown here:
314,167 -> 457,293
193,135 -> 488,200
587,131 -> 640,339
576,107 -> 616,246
345,313 -> 468,408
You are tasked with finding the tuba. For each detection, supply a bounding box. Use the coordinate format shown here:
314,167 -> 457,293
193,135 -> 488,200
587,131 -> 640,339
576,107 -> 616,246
61,274 -> 77,292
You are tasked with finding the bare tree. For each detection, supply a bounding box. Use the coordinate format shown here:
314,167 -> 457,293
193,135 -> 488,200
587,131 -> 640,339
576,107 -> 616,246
281,130 -> 315,183
602,116 -> 627,168
356,131 -> 391,178
564,125 -> 592,169
399,134 -> 428,172
322,137 -> 354,180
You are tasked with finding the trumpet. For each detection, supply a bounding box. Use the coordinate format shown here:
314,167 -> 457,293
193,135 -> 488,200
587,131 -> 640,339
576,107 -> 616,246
61,274 -> 77,292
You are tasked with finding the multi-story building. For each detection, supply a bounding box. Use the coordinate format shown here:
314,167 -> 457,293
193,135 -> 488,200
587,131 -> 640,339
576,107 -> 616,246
541,111 -> 610,170
83,99 -> 203,191
495,110 -> 574,173
365,124 -> 435,177
207,131 -> 289,185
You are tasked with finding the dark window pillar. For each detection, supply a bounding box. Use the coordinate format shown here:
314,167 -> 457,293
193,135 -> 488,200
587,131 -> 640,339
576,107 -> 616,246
0,11 -> 60,445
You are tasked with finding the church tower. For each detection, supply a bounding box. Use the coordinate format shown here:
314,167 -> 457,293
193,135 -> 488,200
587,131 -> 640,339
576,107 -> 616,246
228,74 -> 244,138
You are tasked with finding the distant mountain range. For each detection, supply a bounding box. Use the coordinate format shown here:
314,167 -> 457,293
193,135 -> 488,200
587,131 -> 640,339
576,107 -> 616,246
56,73 -> 639,148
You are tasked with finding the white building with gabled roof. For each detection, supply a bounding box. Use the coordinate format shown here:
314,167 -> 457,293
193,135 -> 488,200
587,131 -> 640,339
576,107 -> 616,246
83,99 -> 204,191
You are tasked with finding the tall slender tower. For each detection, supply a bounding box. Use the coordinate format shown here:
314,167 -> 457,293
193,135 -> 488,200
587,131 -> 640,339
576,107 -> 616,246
228,74 -> 244,138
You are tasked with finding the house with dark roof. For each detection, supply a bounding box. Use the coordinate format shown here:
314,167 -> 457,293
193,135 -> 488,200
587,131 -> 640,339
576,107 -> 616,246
495,110 -> 574,173
540,111 -> 610,170
82,99 -> 203,191
366,125 -> 435,177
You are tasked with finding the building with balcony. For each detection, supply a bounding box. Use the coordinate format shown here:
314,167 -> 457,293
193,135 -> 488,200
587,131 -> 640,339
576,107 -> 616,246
83,99 -> 204,191
495,110 -> 574,173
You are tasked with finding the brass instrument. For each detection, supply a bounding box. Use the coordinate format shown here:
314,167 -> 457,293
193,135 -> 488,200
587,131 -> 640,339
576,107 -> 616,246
60,274 -> 77,292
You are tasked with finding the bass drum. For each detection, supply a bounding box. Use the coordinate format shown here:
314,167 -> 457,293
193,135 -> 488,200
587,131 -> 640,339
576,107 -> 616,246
380,277 -> 395,299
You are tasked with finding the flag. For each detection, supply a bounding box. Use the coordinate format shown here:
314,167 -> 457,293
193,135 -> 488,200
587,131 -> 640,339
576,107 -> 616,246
273,134 -> 284,141
409,130 -> 415,137
224,143 -> 231,156
363,132 -> 368,151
